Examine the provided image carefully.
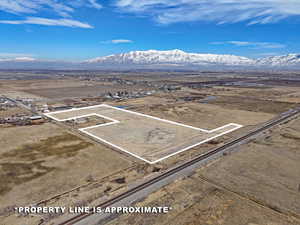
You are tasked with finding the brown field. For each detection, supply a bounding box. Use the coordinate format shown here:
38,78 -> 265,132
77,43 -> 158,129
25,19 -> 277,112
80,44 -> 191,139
45,105 -> 241,163
0,79 -> 95,91
107,167 -> 299,225
125,99 -> 275,129
102,92 -> 279,165
26,85 -> 129,99
117,98 -> 274,165
0,78 -> 126,100
207,95 -> 297,114
193,86 -> 300,104
106,116 -> 300,225
23,83 -> 152,99
0,123 -> 131,213
198,116 -> 300,217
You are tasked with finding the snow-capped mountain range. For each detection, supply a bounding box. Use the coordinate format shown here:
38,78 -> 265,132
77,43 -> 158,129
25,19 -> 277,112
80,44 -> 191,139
1,50 -> 300,69
255,53 -> 300,66
85,49 -> 254,66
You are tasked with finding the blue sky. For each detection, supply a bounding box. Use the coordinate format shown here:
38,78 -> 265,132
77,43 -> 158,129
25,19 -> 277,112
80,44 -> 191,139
0,0 -> 300,61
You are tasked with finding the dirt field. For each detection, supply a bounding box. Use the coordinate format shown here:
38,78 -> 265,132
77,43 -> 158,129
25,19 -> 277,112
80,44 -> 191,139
0,79 -> 89,101
0,79 -> 95,91
207,95 -> 297,114
106,116 -> 300,225
3,90 -> 46,101
100,94 -> 278,165
193,86 -> 300,104
107,169 -> 299,225
198,116 -> 300,217
45,104 -> 242,163
0,123 -> 131,213
24,84 -> 152,99
127,99 -> 274,129
0,78 -> 117,101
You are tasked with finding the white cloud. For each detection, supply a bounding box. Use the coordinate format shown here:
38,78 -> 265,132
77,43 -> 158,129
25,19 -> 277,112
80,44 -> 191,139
0,0 -> 103,15
0,57 -> 36,62
14,57 -> 36,61
0,0 -> 73,16
111,39 -> 133,44
0,52 -> 34,58
101,39 -> 133,44
0,53 -> 36,62
115,0 -> 300,24
211,41 -> 286,49
0,17 -> 93,28
88,0 -> 103,9
0,0 -> 102,28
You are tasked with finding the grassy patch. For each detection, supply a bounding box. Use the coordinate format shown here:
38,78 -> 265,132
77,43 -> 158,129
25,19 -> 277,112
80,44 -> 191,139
0,133 -> 92,195
0,161 -> 55,195
2,133 -> 92,161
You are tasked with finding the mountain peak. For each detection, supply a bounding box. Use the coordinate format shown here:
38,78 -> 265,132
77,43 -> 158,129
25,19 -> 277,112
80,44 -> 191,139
85,49 -> 254,66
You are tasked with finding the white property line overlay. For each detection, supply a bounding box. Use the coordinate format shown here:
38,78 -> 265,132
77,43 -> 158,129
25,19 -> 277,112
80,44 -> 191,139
44,104 -> 243,164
